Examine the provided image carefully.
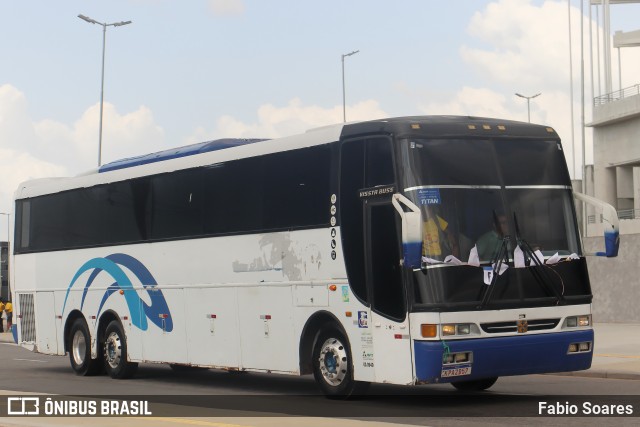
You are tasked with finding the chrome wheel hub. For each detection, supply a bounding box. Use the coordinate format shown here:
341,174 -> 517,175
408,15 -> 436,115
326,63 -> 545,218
72,330 -> 86,366
105,332 -> 122,369
318,337 -> 348,386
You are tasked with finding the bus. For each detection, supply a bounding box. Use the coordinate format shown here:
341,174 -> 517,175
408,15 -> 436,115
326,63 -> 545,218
11,116 -> 619,398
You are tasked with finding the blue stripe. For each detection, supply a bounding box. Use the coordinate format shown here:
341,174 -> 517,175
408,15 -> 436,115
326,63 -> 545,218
414,330 -> 594,383
99,138 -> 267,173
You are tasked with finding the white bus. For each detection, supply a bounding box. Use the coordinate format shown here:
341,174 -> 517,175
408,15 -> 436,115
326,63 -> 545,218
11,116 -> 619,398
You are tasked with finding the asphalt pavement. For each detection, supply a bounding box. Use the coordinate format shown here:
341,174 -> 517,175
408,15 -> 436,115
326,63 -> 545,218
1,323 -> 638,381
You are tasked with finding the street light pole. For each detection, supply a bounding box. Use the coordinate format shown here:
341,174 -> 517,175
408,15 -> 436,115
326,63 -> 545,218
341,50 -> 359,123
515,92 -> 541,123
78,14 -> 132,167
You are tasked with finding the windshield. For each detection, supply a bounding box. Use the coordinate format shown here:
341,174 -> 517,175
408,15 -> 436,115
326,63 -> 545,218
400,138 -> 589,310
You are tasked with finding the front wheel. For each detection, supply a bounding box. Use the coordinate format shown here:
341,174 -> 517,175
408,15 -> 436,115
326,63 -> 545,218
312,327 -> 369,399
68,319 -> 102,376
103,320 -> 138,379
451,377 -> 498,392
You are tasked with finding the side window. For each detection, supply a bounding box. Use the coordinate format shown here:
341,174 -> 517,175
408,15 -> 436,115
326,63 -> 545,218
29,193 -> 71,251
203,157 -> 264,235
366,138 -> 395,186
262,145 -> 331,230
14,200 -> 29,251
151,169 -> 204,239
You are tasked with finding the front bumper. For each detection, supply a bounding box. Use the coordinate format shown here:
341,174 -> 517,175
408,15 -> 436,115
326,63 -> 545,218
414,329 -> 593,383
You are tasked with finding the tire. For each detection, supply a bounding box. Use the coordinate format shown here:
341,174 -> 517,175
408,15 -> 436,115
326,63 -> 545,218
451,377 -> 498,392
312,326 -> 369,399
68,319 -> 102,376
103,320 -> 138,379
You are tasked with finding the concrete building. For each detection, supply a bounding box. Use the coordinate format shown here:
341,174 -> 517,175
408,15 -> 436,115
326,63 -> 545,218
579,3 -> 640,323
582,22 -> 640,322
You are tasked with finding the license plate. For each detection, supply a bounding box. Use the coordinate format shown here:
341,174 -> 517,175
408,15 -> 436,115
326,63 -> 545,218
441,365 -> 472,378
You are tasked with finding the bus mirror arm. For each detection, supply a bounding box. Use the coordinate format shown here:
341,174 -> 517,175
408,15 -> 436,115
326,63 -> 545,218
573,192 -> 620,258
391,193 -> 423,268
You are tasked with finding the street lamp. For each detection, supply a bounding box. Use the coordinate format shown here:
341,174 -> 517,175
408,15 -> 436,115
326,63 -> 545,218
78,14 -> 132,167
341,50 -> 359,123
515,92 -> 541,123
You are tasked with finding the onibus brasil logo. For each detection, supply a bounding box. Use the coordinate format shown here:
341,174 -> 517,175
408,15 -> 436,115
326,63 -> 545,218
61,253 -> 173,332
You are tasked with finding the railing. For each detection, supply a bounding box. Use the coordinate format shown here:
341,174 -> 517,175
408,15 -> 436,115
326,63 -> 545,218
594,84 -> 640,107
617,208 -> 640,220
588,208 -> 640,224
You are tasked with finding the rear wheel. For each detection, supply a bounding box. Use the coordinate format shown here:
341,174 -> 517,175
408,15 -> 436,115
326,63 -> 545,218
68,319 -> 102,376
103,320 -> 138,379
312,326 -> 369,399
451,377 -> 498,392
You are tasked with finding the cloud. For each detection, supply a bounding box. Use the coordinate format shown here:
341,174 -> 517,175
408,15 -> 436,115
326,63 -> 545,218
420,87 -> 512,119
29,102 -> 165,171
0,84 -> 165,233
462,0 -> 574,91
419,0 -> 640,178
0,146 -> 66,241
184,98 -> 388,143
208,0 -> 245,16
67,103 -> 165,165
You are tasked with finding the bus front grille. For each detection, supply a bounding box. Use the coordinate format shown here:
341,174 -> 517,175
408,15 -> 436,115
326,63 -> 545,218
480,318 -> 560,334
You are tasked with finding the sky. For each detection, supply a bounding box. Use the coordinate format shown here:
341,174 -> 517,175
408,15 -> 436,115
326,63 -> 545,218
1,0 -> 640,241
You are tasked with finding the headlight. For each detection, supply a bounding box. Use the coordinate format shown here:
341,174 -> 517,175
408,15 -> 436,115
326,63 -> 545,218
442,323 -> 472,336
442,324 -> 456,336
578,315 -> 590,327
456,324 -> 471,335
565,315 -> 591,328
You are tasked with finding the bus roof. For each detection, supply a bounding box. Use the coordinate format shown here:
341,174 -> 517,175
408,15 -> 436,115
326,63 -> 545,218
15,116 -> 559,200
99,138 -> 268,173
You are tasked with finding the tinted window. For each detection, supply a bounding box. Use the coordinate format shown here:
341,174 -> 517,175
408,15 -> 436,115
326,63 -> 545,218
262,147 -> 331,230
495,139 -> 570,186
16,144 -> 333,253
203,157 -> 265,234
405,139 -> 500,187
151,170 -> 203,239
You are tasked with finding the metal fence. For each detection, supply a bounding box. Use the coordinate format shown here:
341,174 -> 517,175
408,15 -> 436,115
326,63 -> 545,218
594,84 -> 640,107
588,208 -> 640,224
617,208 -> 640,220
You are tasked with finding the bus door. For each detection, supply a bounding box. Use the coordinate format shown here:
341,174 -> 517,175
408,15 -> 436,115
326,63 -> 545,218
340,136 -> 413,385
365,200 -> 413,384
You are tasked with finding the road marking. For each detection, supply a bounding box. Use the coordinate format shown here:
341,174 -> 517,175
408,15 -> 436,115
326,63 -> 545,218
136,418 -> 251,427
14,358 -> 48,363
594,353 -> 640,359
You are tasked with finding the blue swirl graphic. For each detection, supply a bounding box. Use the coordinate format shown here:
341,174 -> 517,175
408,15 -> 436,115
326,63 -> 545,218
61,253 -> 173,332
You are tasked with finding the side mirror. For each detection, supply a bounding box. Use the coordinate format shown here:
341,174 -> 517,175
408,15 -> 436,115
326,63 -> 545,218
392,193 -> 423,268
574,192 -> 620,257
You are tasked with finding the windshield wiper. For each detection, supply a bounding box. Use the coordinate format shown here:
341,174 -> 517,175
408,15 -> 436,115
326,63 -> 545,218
513,213 -> 565,304
478,211 -> 511,309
